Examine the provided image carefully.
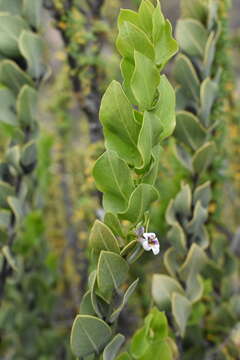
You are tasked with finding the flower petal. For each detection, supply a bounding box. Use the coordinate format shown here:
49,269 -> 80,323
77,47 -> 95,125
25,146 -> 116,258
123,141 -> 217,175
143,232 -> 156,239
152,244 -> 160,255
142,240 -> 152,251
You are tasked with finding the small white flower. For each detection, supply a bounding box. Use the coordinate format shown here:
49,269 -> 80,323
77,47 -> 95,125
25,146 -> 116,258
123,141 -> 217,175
139,232 -> 160,255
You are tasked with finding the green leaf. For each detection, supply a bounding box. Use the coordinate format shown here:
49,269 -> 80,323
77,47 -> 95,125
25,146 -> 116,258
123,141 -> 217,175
19,31 -> 46,80
174,111 -> 206,151
104,212 -> 125,239
120,58 -> 136,105
118,9 -> 139,28
131,51 -> 160,111
89,271 -> 109,318
119,184 -> 159,224
0,14 -> 28,57
131,328 -> 149,358
141,145 -> 161,185
152,3 -> 178,68
140,341 -> 172,360
199,77 -> 218,126
0,60 -> 33,95
116,21 -> 154,61
120,240 -> 139,258
192,142 -> 215,174
152,1 -> 164,43
0,0 -> 22,14
89,220 -> 120,254
79,291 -> 96,316
110,279 -> 139,322
152,274 -> 184,310
103,334 -> 125,360
137,111 -> 162,169
116,353 -> 132,360
93,150 -> 134,213
99,81 -> 141,166
176,19 -> 208,57
153,75 -> 176,141
146,308 -> 169,340
138,0 -> 154,34
172,293 -> 191,337
17,85 -> 37,129
97,251 -> 129,301
23,0 -> 42,30
70,315 -> 112,358
154,22 -> 178,68
174,55 -> 200,103
0,86 -> 17,126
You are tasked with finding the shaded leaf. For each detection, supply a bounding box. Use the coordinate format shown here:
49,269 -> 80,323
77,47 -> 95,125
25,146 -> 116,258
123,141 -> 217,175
0,86 -> 17,126
79,291 -> 96,316
93,150 -> 134,213
103,334 -> 125,360
110,279 -> 139,322
70,315 -> 112,358
152,3 -> 178,68
179,243 -> 207,281
104,212 -> 125,239
19,30 -> 46,80
119,184 -> 158,224
176,19 -> 208,57
137,111 -> 162,169
174,55 -> 200,102
172,293 -> 192,337
97,251 -> 129,301
0,14 -> 28,57
193,181 -> 211,208
89,220 -> 120,254
199,77 -> 218,126
174,111 -> 206,151
116,21 -> 154,61
23,0 -> 42,30
152,274 -> 184,310
17,84 -> 37,129
138,0 -> 154,34
131,51 -> 160,111
99,81 -> 141,166
192,142 -> 215,174
153,75 -> 176,141
120,57 -> 136,105
167,223 -> 186,254
0,60 -> 32,95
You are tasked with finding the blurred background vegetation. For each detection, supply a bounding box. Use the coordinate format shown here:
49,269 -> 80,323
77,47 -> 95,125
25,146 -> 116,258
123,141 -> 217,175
0,0 -> 239,359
